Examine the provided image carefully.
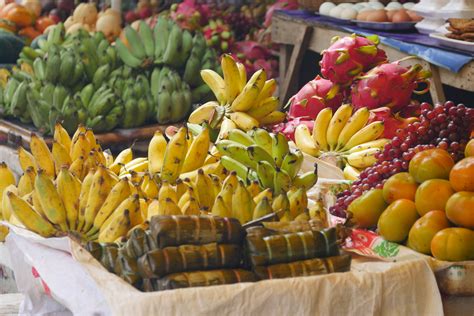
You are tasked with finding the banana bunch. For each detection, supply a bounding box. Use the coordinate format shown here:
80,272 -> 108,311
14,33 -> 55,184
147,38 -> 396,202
188,54 -> 285,131
145,169 -> 311,225
149,67 -> 192,125
294,105 -> 389,178
18,23 -> 65,67
215,128 -> 318,194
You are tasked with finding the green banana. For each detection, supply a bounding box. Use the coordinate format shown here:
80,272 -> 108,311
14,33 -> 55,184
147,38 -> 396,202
45,51 -> 60,83
273,168 -> 291,195
247,145 -> 274,166
271,132 -> 290,167
293,169 -> 318,190
124,26 -> 146,60
251,128 -> 273,155
80,84 -> 95,108
115,39 -> 142,68
280,151 -> 303,179
216,141 -> 256,169
33,58 -> 46,81
139,21 -> 155,58
156,90 -> 172,124
92,64 -> 111,88
153,16 -> 170,63
221,156 -> 256,184
163,24 -> 183,67
227,129 -> 254,146
256,161 -> 275,190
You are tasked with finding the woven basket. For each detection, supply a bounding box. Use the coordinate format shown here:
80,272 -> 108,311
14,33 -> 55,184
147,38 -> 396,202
298,0 -> 362,12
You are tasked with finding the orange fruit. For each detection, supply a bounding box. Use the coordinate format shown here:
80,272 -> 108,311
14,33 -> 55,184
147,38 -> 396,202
445,191 -> 474,229
414,179 -> 454,216
409,149 -> 454,183
449,157 -> 474,192
377,199 -> 419,242
382,172 -> 418,203
347,189 -> 387,228
465,139 -> 474,157
431,227 -> 474,261
407,210 -> 450,255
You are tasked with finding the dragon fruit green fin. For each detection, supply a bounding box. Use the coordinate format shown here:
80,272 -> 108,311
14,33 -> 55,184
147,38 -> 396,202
357,45 -> 378,56
366,35 -> 380,45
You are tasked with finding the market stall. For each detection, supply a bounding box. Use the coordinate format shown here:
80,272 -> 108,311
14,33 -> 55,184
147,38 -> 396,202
0,0 -> 473,315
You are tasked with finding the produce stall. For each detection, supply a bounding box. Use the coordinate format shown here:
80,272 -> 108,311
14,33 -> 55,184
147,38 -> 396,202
0,0 -> 473,315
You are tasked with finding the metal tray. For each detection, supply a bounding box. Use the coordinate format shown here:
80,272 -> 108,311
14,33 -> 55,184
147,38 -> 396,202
356,21 -> 417,31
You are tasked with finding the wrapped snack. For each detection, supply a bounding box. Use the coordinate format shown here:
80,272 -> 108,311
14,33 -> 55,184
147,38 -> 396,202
124,228 -> 158,258
150,215 -> 244,248
142,269 -> 256,291
114,250 -> 141,286
245,227 -> 339,266
254,255 -> 352,280
137,243 -> 241,278
99,243 -> 120,272
84,241 -> 103,261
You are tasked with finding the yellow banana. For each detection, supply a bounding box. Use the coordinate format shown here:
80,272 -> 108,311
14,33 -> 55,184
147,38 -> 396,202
218,182 -> 234,212
94,148 -> 107,166
157,197 -> 182,216
326,104 -> 353,150
101,195 -> 138,231
52,140 -> 72,174
194,169 -> 214,211
98,209 -> 131,243
230,111 -> 259,131
201,69 -> 227,105
17,169 -> 34,197
141,173 -> 159,199
210,174 -> 222,199
120,159 -> 149,175
312,107 -> 332,151
179,161 -> 226,182
246,180 -> 261,199
223,171 -> 239,189
343,164 -> 361,181
295,124 -> 320,156
188,101 -> 219,125
71,124 -> 86,144
346,138 -> 390,154
342,121 -> 385,150
258,111 -> 286,126
253,188 -> 273,204
345,148 -> 380,169
148,130 -> 167,175
69,156 -> 85,180
211,196 -> 232,218
128,195 -> 143,227
230,84 -> 260,112
175,178 -> 188,201
336,107 -> 370,150
0,162 -> 16,201
30,134 -> 55,178
236,62 -> 247,92
255,79 -> 277,105
1,185 -> 16,221
222,54 -> 241,102
177,186 -> 195,209
7,192 -> 57,237
110,147 -> 133,175
161,127 -> 188,183
181,127 -> 210,173
17,146 -> 36,173
77,168 -> 95,231
253,197 -> 273,220
288,187 -> 308,219
57,166 -> 81,231
103,150 -> 114,167
217,116 -> 237,140
232,180 -> 254,224
158,181 -> 178,203
54,123 -> 72,154
88,178 -> 131,236
83,166 -> 114,232
146,199 -> 160,220
139,198 -> 149,220
181,197 -> 200,215
34,169 -> 68,231
84,129 -> 98,151
31,190 -> 46,218
70,132 -> 89,163
272,193 -> 290,212
247,96 -> 279,120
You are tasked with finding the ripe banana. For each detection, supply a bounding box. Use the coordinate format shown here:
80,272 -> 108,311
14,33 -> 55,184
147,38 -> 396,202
345,147 -> 380,169
346,138 -> 390,154
188,101 -> 219,125
312,107 -> 332,151
232,180 -> 254,224
295,125 -> 319,157
229,112 -> 259,131
343,164 -> 361,181
83,166 -> 114,232
148,130 -> 167,175
326,104 -> 353,150
110,148 -> 133,175
52,141 -> 72,174
77,169 -> 95,231
194,169 -> 214,211
181,127 -> 210,173
201,69 -> 226,104
342,121 -> 385,150
211,196 -> 232,218
30,134 -> 55,178
161,127 -> 188,183
17,146 -> 36,173
54,122 -> 72,153
253,197 -> 272,220
57,166 -> 81,231
221,54 -> 241,102
98,209 -> 131,243
336,107 -> 370,150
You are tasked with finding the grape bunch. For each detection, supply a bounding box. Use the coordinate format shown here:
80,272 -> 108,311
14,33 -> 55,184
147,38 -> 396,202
223,11 -> 257,41
331,101 -> 474,218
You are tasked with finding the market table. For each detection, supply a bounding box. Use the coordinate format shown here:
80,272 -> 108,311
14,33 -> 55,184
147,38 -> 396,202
272,10 -> 474,105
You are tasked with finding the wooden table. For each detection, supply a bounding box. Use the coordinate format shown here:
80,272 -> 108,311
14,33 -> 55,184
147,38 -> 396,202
272,11 -> 474,105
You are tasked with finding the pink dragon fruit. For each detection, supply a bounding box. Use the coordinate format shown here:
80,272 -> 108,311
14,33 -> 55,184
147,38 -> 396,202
367,107 -> 419,139
320,34 -> 388,86
203,19 -> 234,53
170,0 -> 211,31
264,0 -> 299,28
351,61 -> 431,113
272,117 -> 314,142
288,76 -> 344,119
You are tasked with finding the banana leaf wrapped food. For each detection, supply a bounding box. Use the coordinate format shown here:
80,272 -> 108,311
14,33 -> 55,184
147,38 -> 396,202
245,227 -> 339,267
150,215 -> 244,248
114,249 -> 141,287
98,243 -> 120,272
253,255 -> 352,280
142,269 -> 257,292
84,241 -> 103,261
137,243 -> 241,278
123,228 -> 158,258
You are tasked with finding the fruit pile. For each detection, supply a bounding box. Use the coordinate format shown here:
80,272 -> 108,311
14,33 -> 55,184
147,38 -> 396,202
0,0 -> 46,44
294,105 -> 389,179
0,17 -> 221,134
332,102 -> 474,218
347,146 -> 474,262
188,54 -> 284,131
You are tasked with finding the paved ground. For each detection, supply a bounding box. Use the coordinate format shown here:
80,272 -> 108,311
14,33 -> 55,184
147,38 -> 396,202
0,293 -> 22,315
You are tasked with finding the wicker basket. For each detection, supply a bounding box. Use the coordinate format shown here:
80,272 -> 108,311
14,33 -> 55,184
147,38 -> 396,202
298,0 -> 362,12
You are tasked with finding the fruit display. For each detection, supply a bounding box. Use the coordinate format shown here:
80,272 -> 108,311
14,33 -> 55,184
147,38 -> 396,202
0,1 -> 45,44
332,102 -> 474,218
293,105 -> 389,178
346,148 -> 474,262
1,16 -> 221,134
188,54 -> 284,131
